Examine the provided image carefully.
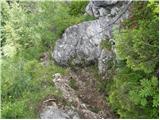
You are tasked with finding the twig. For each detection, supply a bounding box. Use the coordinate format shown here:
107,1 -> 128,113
43,98 -> 56,103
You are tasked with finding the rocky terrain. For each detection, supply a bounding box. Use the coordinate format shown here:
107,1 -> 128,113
40,0 -> 131,119
2,0 -> 158,119
53,0 -> 130,74
40,69 -> 115,119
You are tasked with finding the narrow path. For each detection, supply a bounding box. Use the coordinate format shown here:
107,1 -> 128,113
69,67 -> 115,118
39,66 -> 115,119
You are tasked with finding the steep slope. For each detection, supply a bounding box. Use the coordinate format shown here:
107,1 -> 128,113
40,1 -> 132,119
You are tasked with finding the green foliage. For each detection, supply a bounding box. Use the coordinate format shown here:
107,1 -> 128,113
1,1 -> 43,58
129,76 -> 159,108
114,2 -> 158,73
109,66 -> 158,118
108,1 -> 159,119
1,57 -> 64,118
109,67 -> 141,118
1,0 -> 91,118
69,79 -> 78,90
69,1 -> 89,16
2,100 -> 32,118
38,1 -> 94,47
100,39 -> 112,50
115,19 -> 158,73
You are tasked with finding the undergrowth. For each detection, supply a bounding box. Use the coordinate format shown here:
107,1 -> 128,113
1,0 -> 93,118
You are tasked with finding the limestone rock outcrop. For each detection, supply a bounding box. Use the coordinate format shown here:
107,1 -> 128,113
40,105 -> 79,119
85,0 -> 131,18
53,0 -> 131,74
53,17 -> 112,66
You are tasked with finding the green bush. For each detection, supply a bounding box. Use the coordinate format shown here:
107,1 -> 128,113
1,0 -> 92,118
1,56 -> 65,118
69,1 -> 89,16
109,65 -> 158,118
108,1 -> 159,119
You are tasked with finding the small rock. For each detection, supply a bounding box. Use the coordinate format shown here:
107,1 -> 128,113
92,0 -> 118,7
53,73 -> 61,79
111,7 -> 119,16
80,103 -> 87,109
99,8 -> 109,17
40,106 -> 70,119
98,49 -> 114,75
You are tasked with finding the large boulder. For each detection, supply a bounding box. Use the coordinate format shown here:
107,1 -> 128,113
53,1 -> 130,74
92,0 -> 118,7
40,106 -> 70,119
53,17 -> 112,66
40,105 -> 80,119
85,0 -> 128,18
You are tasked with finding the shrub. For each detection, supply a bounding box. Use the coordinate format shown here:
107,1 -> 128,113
108,1 -> 159,118
69,0 -> 89,16
1,0 -> 95,118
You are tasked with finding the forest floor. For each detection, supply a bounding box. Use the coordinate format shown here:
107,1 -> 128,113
38,53 -> 116,119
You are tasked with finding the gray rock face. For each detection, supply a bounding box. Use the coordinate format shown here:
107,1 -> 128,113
98,49 -> 113,75
40,106 -> 70,119
40,105 -> 80,119
53,18 -> 112,66
85,0 -> 128,18
53,1 -> 130,74
92,0 -> 118,7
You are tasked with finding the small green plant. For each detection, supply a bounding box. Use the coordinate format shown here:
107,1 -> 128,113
83,14 -> 95,21
69,1 -> 89,16
69,79 -> 78,90
89,106 -> 101,113
100,39 -> 112,50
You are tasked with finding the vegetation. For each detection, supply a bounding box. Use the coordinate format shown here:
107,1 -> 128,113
108,1 -> 159,118
1,0 -> 159,119
1,0 -> 92,118
100,39 -> 112,50
69,78 -> 78,90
